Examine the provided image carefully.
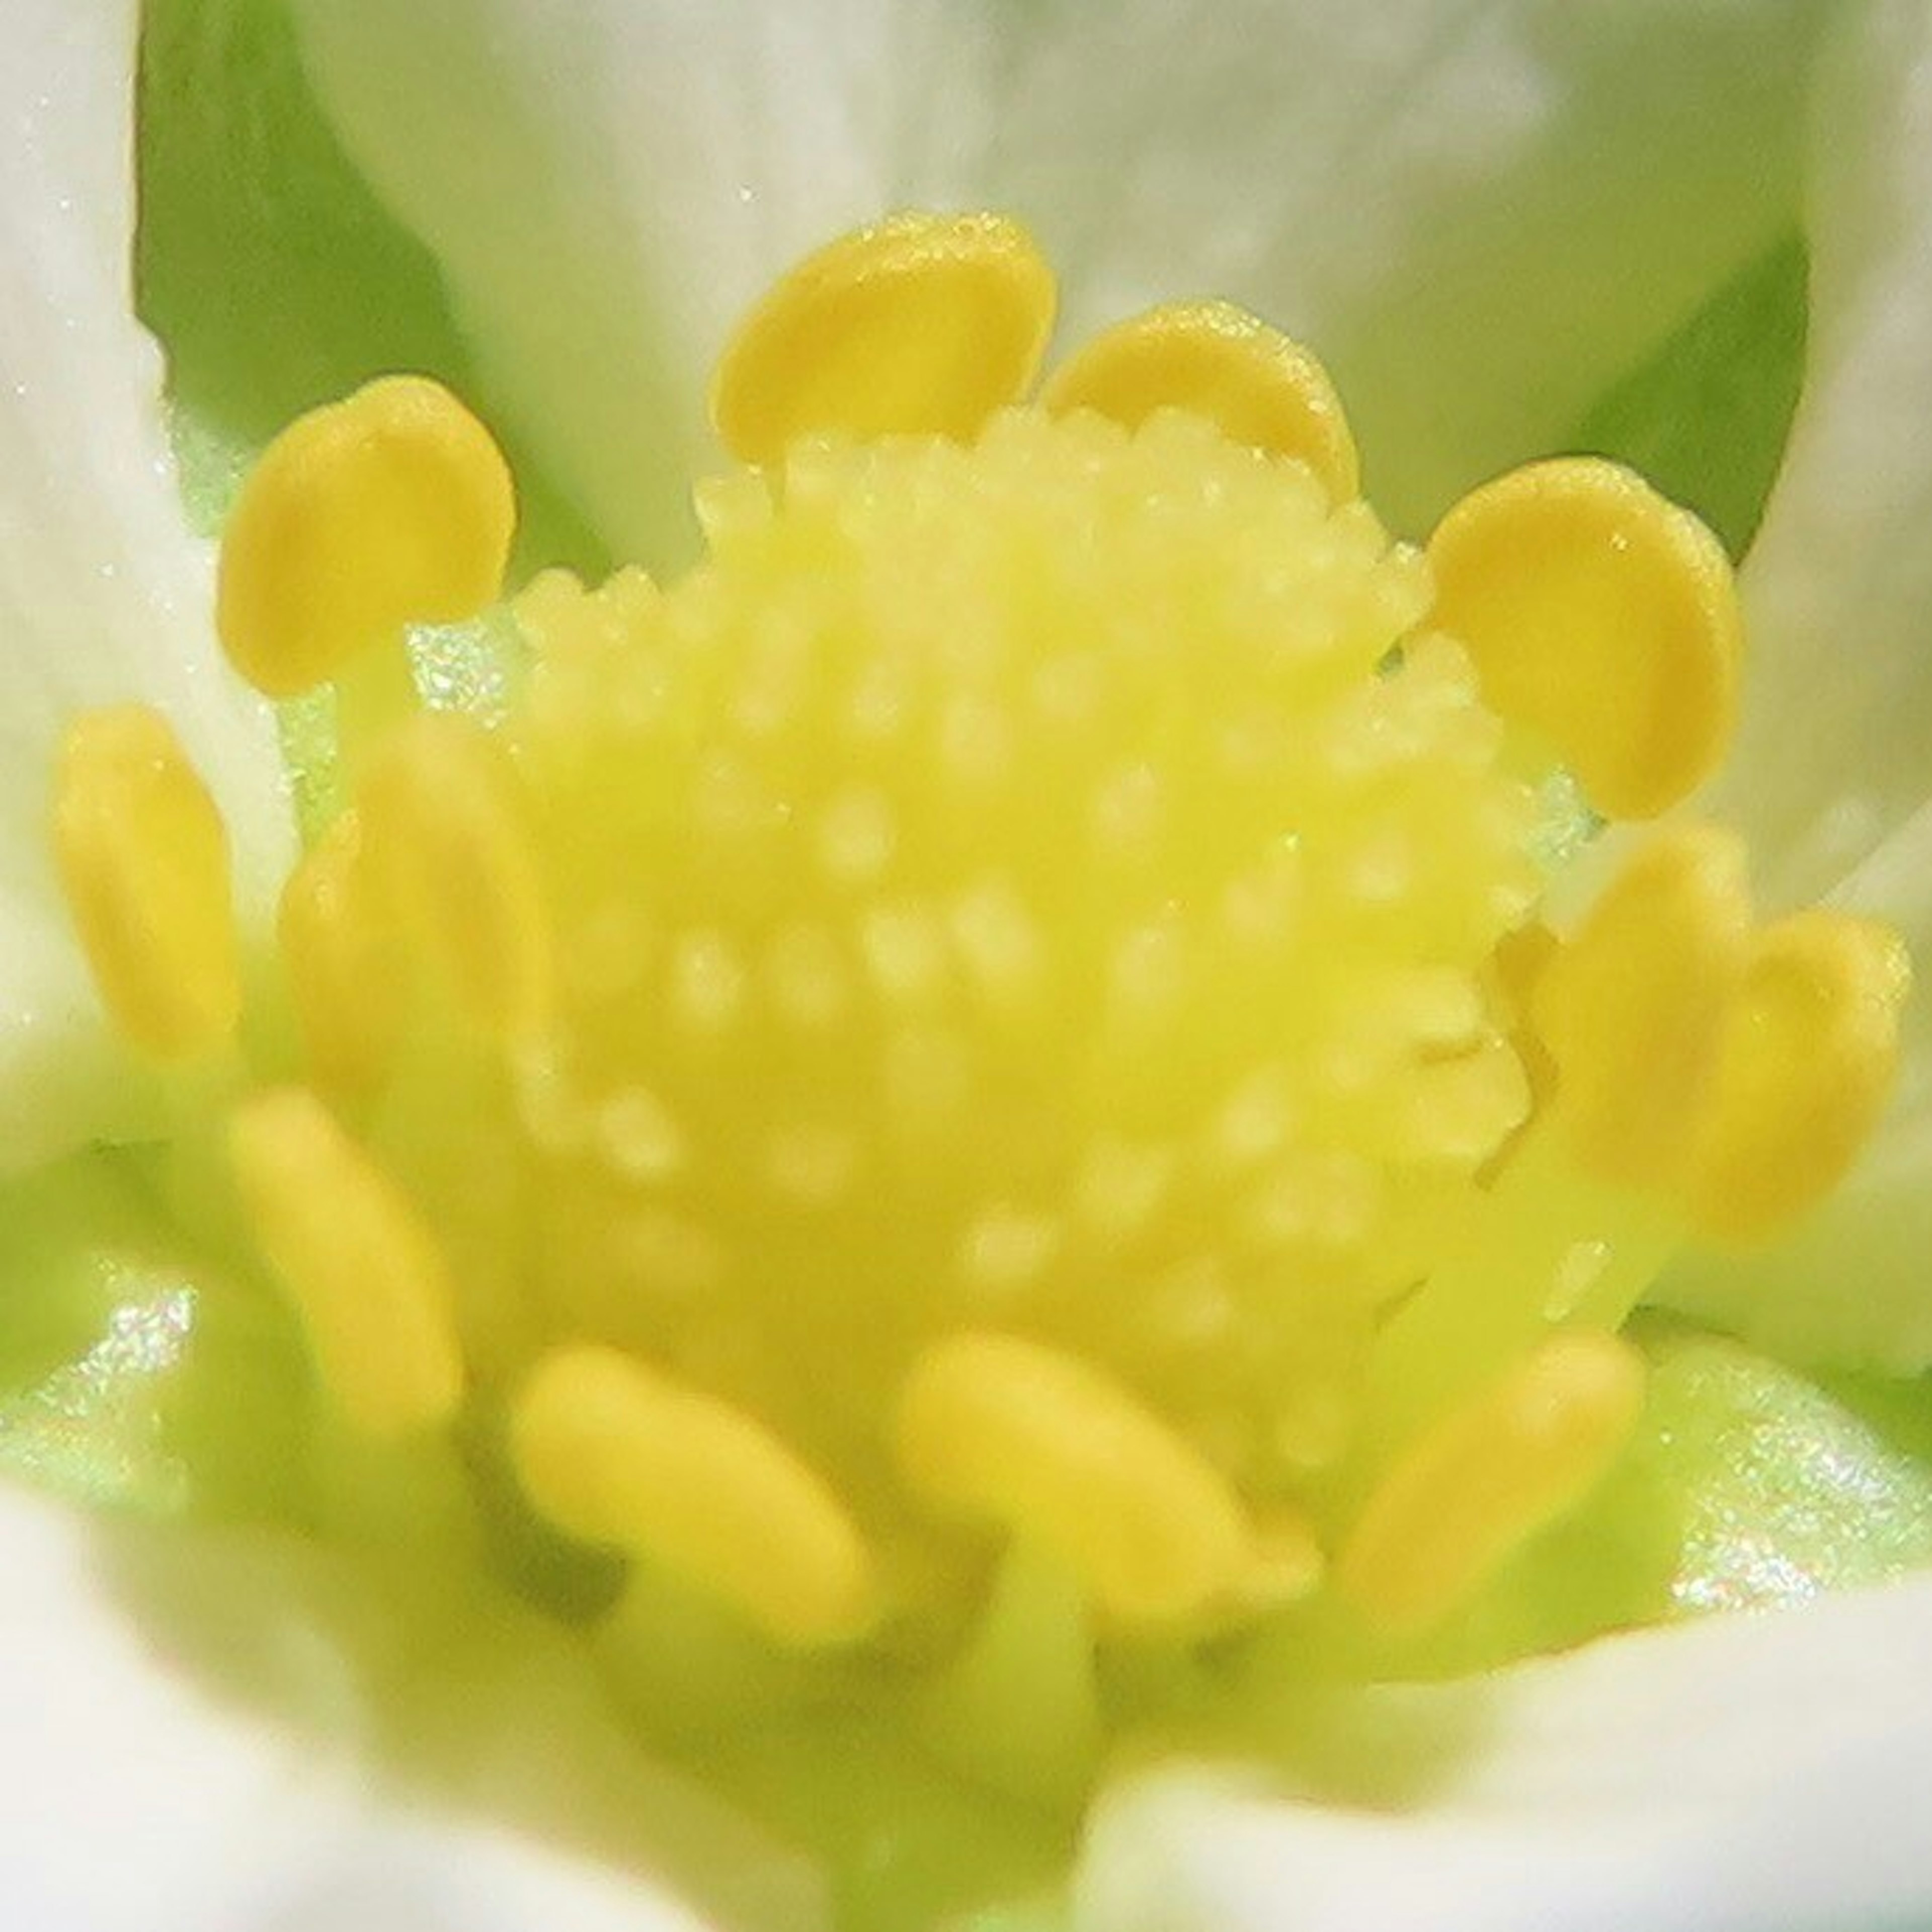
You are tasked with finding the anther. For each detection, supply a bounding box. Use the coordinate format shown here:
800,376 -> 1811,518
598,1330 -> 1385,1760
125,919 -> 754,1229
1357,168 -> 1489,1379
1336,1330 -> 1646,1633
51,704 -> 240,1060
709,212 -> 1057,465
1043,300 -> 1359,502
895,1331 -> 1252,1628
510,1345 -> 878,1647
217,375 -> 516,697
1532,826 -> 1753,1188
1682,912 -> 1909,1244
1428,458 -> 1741,820
277,811 -> 403,1096
357,713 -> 554,1039
229,1087 -> 465,1435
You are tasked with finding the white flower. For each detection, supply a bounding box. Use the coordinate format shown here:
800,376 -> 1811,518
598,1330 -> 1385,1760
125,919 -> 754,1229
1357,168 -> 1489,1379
5,1 -> 1932,1928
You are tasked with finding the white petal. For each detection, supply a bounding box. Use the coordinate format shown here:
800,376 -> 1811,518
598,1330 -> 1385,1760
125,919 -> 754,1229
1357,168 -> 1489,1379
1662,3 -> 1932,1370
0,1483 -> 825,1932
289,0 -> 1823,556
1717,1 -> 1932,907
0,0 -> 292,1168
1077,1574 -> 1932,1932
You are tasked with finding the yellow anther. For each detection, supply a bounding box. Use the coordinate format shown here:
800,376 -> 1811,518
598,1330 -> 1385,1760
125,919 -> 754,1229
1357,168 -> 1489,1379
1533,827 -> 1752,1189
1042,301 -> 1359,502
1428,458 -> 1741,820
51,704 -> 240,1060
709,211 -> 1056,465
277,811 -> 404,1097
217,375 -> 516,697
510,1345 -> 877,1648
229,1087 -> 465,1435
1682,912 -> 1909,1244
358,713 -> 554,1039
1336,1330 -> 1646,1633
895,1331 -> 1251,1628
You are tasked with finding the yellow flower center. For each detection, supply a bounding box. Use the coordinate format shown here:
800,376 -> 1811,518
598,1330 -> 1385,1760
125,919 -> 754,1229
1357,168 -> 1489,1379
47,214 -> 1909,1720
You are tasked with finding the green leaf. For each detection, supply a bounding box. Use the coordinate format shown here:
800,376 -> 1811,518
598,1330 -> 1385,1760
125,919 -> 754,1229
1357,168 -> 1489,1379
137,0 -> 605,577
1570,233 -> 1808,558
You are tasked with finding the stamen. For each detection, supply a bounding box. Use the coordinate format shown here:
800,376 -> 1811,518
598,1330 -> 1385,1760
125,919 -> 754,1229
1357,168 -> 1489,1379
510,1344 -> 877,1647
1043,300 -> 1359,501
1357,1124 -> 1677,1462
51,704 -> 239,1060
217,375 -> 515,697
709,212 -> 1056,464
1428,458 -> 1741,820
1356,824 -> 1904,1453
357,712 -> 554,1040
1534,833 -> 1908,1240
1337,1330 -> 1646,1632
915,1550 -> 1102,1807
228,1087 -> 465,1436
1533,827 -> 1753,1189
1683,912 -> 1910,1243
895,1332 -> 1258,1628
276,810 -> 404,1096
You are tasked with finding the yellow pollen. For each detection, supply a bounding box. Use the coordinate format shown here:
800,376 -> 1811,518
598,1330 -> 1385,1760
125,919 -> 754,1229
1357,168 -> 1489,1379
276,810 -> 404,1097
356,712 -> 554,1040
709,211 -> 1057,464
895,1331 -> 1259,1628
51,703 -> 240,1060
1427,457 -> 1741,820
1534,829 -> 1909,1241
217,375 -> 515,698
1042,300 -> 1360,502
1337,1330 -> 1647,1632
510,1344 -> 878,1648
1533,826 -> 1754,1190
228,1087 -> 465,1436
1682,912 -> 1910,1244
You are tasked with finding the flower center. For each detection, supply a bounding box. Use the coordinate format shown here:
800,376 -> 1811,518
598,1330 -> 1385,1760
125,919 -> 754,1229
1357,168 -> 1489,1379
47,213 -> 1909,1757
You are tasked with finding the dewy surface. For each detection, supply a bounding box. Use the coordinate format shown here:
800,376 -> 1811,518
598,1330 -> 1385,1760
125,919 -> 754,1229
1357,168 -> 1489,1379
47,212 -> 1911,1787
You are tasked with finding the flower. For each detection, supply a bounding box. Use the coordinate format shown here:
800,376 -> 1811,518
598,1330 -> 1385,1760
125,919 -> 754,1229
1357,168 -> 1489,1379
7,1 -> 1932,1929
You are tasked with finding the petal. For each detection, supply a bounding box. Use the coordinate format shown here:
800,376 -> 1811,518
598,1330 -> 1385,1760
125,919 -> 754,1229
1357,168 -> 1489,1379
1077,1572 -> 1932,1932
287,0 -> 1824,556
0,0 -> 292,1167
1715,1 -> 1932,904
0,1482 -> 826,1932
1663,4 -> 1932,1370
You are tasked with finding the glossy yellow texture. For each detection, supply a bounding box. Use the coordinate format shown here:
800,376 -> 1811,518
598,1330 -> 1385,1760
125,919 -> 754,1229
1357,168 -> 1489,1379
276,810 -> 402,1097
229,1087 -> 464,1435
1534,827 -> 1752,1189
1043,300 -> 1360,502
1337,1330 -> 1647,1632
357,712 -> 553,1040
51,704 -> 239,1060
1684,912 -> 1909,1243
1428,458 -> 1741,821
709,212 -> 1056,464
1533,829 -> 1907,1243
511,1344 -> 877,1647
896,1331 -> 1255,1627
217,375 -> 515,697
